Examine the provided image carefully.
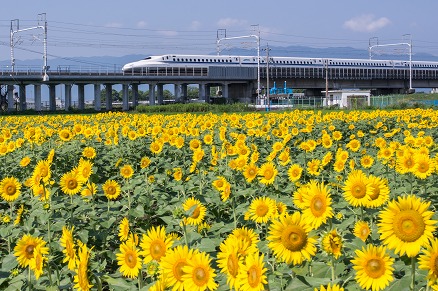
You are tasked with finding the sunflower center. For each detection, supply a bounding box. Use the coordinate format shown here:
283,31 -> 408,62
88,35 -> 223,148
281,225 -> 307,252
431,255 -> 438,275
191,206 -> 201,219
150,241 -> 165,260
6,185 -> 16,195
264,169 -> 273,180
310,196 -> 326,217
173,260 -> 186,281
193,267 -> 208,286
25,245 -> 35,258
247,265 -> 261,287
255,204 -> 269,217
107,186 -> 116,195
393,209 -> 425,242
67,179 -> 78,189
352,183 -> 366,198
365,258 -> 385,279
369,186 -> 380,200
227,254 -> 239,277
125,252 -> 137,268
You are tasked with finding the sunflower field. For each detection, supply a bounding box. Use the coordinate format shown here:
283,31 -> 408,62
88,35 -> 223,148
0,109 -> 438,291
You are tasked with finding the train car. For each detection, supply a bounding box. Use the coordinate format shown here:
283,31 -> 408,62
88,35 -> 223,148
122,54 -> 438,73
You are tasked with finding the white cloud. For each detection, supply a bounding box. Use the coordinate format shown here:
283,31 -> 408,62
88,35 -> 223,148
158,30 -> 178,37
190,20 -> 202,30
137,21 -> 147,28
217,18 -> 248,28
105,22 -> 123,28
343,14 -> 391,32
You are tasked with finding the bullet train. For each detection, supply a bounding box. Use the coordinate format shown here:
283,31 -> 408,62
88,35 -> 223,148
122,54 -> 438,72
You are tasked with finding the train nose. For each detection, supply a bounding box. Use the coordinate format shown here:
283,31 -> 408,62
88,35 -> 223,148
122,63 -> 134,72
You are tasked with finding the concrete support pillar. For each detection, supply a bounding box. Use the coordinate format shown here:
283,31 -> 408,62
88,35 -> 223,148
7,85 -> 14,112
175,84 -> 182,102
122,84 -> 129,111
105,84 -> 112,111
34,84 -> 41,111
19,84 -> 26,111
77,84 -> 85,110
49,84 -> 56,111
149,83 -> 155,106
199,83 -> 207,102
94,84 -> 101,111
205,84 -> 211,103
157,83 -> 164,105
64,84 -> 72,111
131,83 -> 139,108
223,83 -> 229,103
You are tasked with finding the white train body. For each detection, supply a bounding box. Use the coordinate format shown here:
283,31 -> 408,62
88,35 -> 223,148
122,54 -> 438,72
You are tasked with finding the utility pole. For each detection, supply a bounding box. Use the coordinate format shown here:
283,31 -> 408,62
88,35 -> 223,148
10,13 -> 49,80
264,44 -> 271,111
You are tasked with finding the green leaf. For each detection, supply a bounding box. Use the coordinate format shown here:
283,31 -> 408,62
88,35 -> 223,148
197,238 -> 220,253
1,254 -> 18,271
101,275 -> 135,291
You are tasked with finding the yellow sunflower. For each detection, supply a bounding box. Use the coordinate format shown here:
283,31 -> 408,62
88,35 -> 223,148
342,170 -> 373,207
0,176 -> 21,202
82,147 -> 96,159
19,156 -> 31,167
140,157 -> 151,169
314,283 -> 344,291
160,245 -> 195,291
294,182 -> 309,203
29,245 -> 46,280
243,163 -> 258,183
140,225 -> 174,264
212,176 -> 227,191
181,251 -> 218,291
413,153 -> 435,179
246,196 -> 277,224
257,162 -> 278,185
120,164 -> 134,179
267,212 -> 317,265
60,171 -> 84,196
300,180 -> 333,230
182,197 -> 207,226
353,220 -> 371,242
217,236 -> 243,290
360,155 -> 374,168
60,226 -> 76,271
351,244 -> 394,291
287,164 -> 303,182
321,229 -> 343,259
73,241 -> 93,291
419,238 -> 438,286
150,140 -> 164,155
116,240 -> 142,279
80,182 -> 97,198
377,194 -> 437,257
59,128 -> 74,141
77,159 -> 93,182
118,217 -> 130,242
232,227 -> 260,256
14,234 -> 49,268
102,179 -> 121,200
366,175 -> 390,208
236,251 -> 268,291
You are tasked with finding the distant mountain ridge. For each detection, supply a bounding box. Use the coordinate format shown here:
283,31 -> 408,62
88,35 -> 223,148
2,45 -> 438,69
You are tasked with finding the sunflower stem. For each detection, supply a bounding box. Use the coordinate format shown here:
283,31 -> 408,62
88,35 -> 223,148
410,256 -> 416,291
138,268 -> 143,290
232,197 -> 237,229
28,266 -> 32,291
331,256 -> 336,282
182,222 -> 189,247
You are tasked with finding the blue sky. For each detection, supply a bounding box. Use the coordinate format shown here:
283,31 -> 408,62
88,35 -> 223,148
0,0 -> 437,64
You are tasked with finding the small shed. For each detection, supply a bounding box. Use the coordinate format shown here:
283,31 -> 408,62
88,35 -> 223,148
322,90 -> 371,109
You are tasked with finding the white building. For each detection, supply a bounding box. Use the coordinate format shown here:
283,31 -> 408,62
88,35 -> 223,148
322,90 -> 371,109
